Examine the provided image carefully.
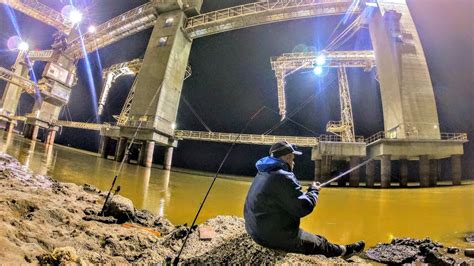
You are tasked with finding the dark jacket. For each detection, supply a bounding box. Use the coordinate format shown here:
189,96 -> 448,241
244,156 -> 319,249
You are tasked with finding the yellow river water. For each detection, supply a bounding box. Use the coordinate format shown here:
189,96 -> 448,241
1,132 -> 473,248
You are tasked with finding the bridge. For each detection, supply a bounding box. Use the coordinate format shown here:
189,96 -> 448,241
0,0 -> 468,188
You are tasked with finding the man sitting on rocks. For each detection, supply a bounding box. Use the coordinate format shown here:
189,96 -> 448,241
244,141 -> 365,259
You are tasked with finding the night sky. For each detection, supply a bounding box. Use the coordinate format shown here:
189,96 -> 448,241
0,0 -> 472,181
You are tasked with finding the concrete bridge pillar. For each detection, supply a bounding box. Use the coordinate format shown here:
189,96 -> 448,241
45,129 -> 56,145
349,156 -> 360,187
321,155 -> 332,183
99,136 -> 110,159
419,155 -> 430,187
139,141 -> 155,168
381,155 -> 391,188
429,159 -> 438,187
400,159 -> 408,187
163,147 -> 173,170
7,122 -> 14,134
451,155 -> 462,185
26,125 -> 39,141
314,159 -> 322,182
115,137 -> 128,162
366,159 -> 375,188
23,124 -> 31,139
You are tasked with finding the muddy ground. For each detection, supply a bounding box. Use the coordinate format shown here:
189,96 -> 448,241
0,152 -> 472,265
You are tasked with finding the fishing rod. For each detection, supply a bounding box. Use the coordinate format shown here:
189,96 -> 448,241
318,157 -> 374,188
173,106 -> 266,265
99,83 -> 163,216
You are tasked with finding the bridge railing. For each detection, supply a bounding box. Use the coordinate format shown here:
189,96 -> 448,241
319,134 -> 364,143
174,130 -> 319,147
366,131 -> 468,144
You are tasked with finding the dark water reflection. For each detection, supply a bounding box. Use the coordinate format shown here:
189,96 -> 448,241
1,132 -> 473,248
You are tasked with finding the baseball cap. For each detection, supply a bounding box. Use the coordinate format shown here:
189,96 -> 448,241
269,141 -> 302,157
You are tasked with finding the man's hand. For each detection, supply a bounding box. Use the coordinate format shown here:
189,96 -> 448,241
310,182 -> 322,192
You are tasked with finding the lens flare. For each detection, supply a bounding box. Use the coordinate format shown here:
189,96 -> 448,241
87,25 -> 96,33
313,66 -> 323,76
316,54 -> 326,66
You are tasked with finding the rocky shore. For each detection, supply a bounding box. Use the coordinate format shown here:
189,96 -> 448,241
0,152 -> 472,265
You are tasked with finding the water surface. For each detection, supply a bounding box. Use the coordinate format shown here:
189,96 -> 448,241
1,132 -> 473,248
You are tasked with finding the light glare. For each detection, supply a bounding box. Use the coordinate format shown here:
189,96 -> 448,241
18,41 -> 29,51
313,66 -> 323,76
69,9 -> 83,24
316,54 -> 326,66
88,25 -> 96,33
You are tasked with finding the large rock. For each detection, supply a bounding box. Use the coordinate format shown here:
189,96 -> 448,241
365,244 -> 418,264
104,195 -> 134,223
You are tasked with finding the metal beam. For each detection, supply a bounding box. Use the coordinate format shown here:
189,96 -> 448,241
0,0 -> 71,33
65,3 -> 157,59
185,0 -> 360,39
0,66 -> 36,94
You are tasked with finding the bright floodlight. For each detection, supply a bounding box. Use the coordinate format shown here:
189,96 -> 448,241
88,25 -> 96,34
171,123 -> 176,130
69,9 -> 83,24
316,54 -> 326,66
313,66 -> 323,76
88,25 -> 96,33
18,41 -> 29,51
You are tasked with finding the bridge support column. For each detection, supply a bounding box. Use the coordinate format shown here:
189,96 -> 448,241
163,147 -> 173,170
419,155 -> 429,187
381,155 -> 391,188
115,137 -> 128,162
366,160 -> 375,188
25,125 -> 39,141
429,159 -> 439,187
99,136 -> 110,159
139,141 -> 154,168
321,155 -> 332,183
451,155 -> 462,185
45,129 -> 56,145
400,159 -> 408,187
349,156 -> 360,187
314,159 -> 322,182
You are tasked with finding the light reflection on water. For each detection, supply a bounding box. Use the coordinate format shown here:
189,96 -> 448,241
1,132 -> 473,248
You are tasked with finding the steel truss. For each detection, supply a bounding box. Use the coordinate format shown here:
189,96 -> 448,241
185,0 -> 360,39
0,0 -> 72,33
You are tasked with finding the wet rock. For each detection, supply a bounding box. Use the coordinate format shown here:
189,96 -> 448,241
83,207 -> 97,216
466,233 -> 474,243
447,247 -> 459,254
37,246 -> 79,264
465,249 -> 474,258
8,199 -> 39,218
153,216 -> 175,234
133,209 -> 156,227
83,214 -> 117,224
365,243 -> 418,264
425,249 -> 455,265
103,195 -> 134,223
83,183 -> 101,193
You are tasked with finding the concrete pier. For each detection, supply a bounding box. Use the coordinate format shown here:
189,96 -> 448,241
163,147 -> 173,170
400,159 -> 408,187
429,159 -> 438,187
321,155 -> 332,183
451,155 -> 462,185
381,155 -> 391,188
366,159 -> 375,188
45,129 -> 56,145
314,159 -> 322,182
99,136 -> 110,159
349,156 -> 360,187
26,125 -> 39,141
419,155 -> 430,187
115,137 -> 128,162
140,141 -> 154,168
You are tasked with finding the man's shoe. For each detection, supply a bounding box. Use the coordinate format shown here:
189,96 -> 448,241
342,241 -> 365,260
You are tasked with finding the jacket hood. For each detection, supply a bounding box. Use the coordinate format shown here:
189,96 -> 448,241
255,156 -> 290,172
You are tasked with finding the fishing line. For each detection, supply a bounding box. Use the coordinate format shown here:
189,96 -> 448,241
319,157 -> 374,187
99,83 -> 163,216
173,106 -> 266,265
